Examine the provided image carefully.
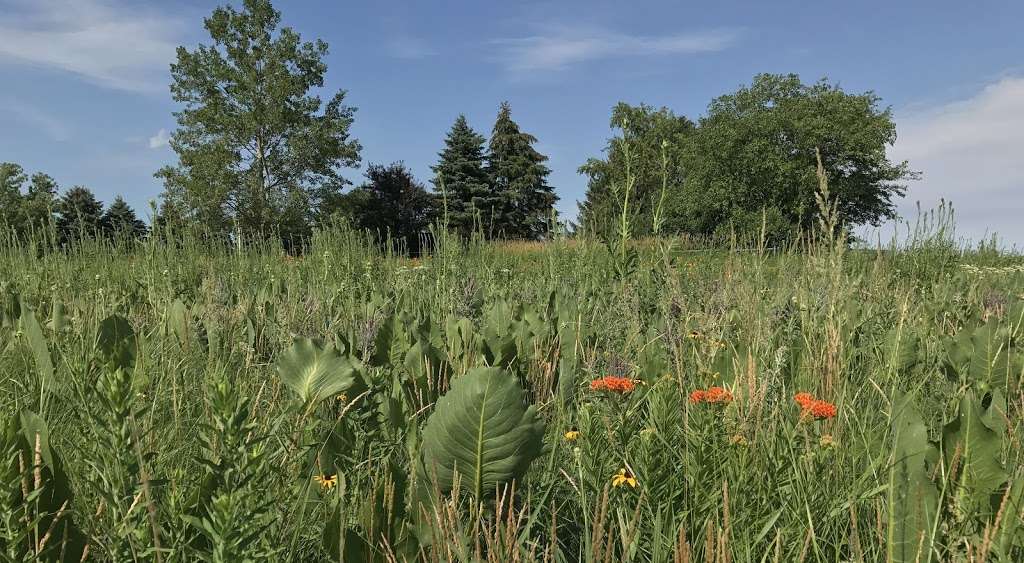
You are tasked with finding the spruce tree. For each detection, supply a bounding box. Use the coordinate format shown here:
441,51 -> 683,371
431,115 -> 495,238
56,186 -> 104,243
486,102 -> 556,239
102,196 -> 148,240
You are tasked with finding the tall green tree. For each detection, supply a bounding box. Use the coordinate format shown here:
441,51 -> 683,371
22,173 -> 58,233
487,102 -> 556,240
324,162 -> 438,253
102,196 -> 148,240
578,103 -> 694,239
156,0 -> 361,244
0,162 -> 27,232
56,186 -> 104,242
431,115 -> 494,238
675,73 -> 914,241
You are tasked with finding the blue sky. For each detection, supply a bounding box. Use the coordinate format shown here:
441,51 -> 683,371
1,0 -> 1022,244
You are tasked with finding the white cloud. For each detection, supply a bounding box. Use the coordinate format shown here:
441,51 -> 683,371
0,0 -> 185,92
493,25 -> 740,72
888,76 -> 1024,246
148,128 -> 170,149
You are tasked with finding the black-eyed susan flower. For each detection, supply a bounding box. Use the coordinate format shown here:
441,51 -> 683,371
611,468 -> 638,488
564,428 -> 581,442
314,474 -> 338,491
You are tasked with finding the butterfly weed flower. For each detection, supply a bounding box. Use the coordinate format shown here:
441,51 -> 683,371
793,392 -> 815,409
611,468 -> 638,488
809,400 -> 837,420
689,390 -> 706,404
590,376 -> 636,394
704,386 -> 733,404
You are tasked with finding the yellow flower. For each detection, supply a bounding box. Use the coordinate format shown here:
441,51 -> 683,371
611,468 -> 638,488
688,330 -> 702,340
729,434 -> 748,447
564,428 -> 581,442
819,434 -> 836,449
336,393 -> 348,404
314,474 -> 338,491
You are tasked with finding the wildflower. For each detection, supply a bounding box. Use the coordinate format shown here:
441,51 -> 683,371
314,474 -> 338,491
336,393 -> 348,404
564,428 -> 581,442
590,376 -> 636,394
809,400 -> 837,420
819,434 -> 836,449
611,468 -> 638,488
688,389 -> 706,404
704,386 -> 733,404
793,392 -> 815,409
729,434 -> 748,447
688,330 -> 702,340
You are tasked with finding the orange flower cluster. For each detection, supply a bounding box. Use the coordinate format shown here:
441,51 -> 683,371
689,386 -> 733,405
794,392 -> 837,420
590,376 -> 636,394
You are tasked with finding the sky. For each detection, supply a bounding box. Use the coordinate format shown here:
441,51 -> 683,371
0,0 -> 1022,246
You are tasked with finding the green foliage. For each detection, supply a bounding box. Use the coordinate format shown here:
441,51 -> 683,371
55,186 -> 103,244
0,411 -> 86,562
324,163 -> 438,253
888,395 -> 939,563
157,0 -> 361,242
486,101 -> 557,240
419,367 -> 544,501
101,196 -> 148,241
431,115 -> 494,239
275,337 -> 366,405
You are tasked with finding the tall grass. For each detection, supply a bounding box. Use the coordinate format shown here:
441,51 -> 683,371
0,212 -> 1022,561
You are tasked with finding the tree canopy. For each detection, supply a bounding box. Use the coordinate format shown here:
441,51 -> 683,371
431,115 -> 494,238
580,74 -> 915,243
156,0 -> 361,245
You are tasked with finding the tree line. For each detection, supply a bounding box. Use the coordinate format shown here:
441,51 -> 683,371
0,163 -> 146,243
2,0 -> 914,251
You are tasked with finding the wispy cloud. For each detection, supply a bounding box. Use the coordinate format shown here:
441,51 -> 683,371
148,128 -> 170,149
385,35 -> 436,60
887,76 -> 1024,244
493,25 -> 740,72
0,97 -> 70,141
0,0 -> 185,92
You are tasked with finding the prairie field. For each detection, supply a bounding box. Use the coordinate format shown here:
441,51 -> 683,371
1,222 -> 1023,563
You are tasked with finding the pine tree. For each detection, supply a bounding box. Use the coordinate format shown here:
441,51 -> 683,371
56,186 -> 104,243
102,196 -> 148,240
430,115 -> 495,238
486,102 -> 556,239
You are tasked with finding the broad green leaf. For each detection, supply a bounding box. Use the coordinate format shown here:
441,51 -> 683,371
96,314 -> 136,372
943,390 -> 1009,519
19,306 -> 54,396
888,395 -> 939,563
276,337 -> 364,405
420,367 -> 544,501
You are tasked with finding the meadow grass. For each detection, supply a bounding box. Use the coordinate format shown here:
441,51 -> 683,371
0,219 -> 1022,562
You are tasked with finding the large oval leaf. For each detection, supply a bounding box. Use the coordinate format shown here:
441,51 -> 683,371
420,367 -> 544,501
276,338 -> 365,405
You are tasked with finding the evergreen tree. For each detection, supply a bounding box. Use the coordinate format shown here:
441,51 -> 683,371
22,173 -> 58,233
156,0 -> 361,244
431,115 -> 495,239
102,196 -> 148,240
486,102 -> 556,239
56,186 -> 104,243
0,162 -> 27,232
324,162 -> 438,253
